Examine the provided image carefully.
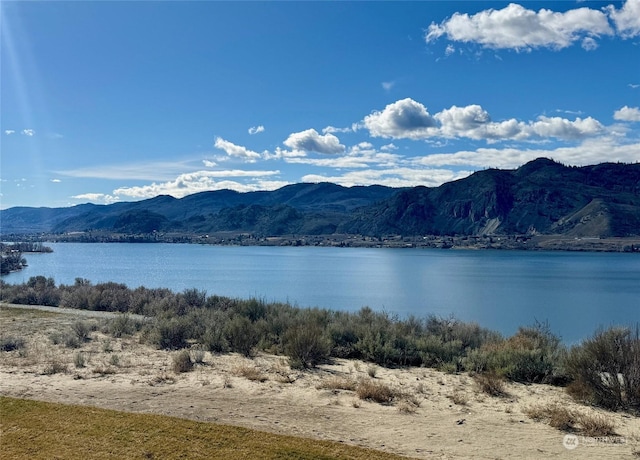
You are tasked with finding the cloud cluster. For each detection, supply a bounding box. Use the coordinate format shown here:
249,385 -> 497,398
112,169 -> 284,199
364,98 -> 604,142
412,137 -> 640,171
607,0 -> 640,38
4,129 -> 35,136
214,137 -> 262,161
248,125 -> 265,135
283,129 -> 346,154
614,106 -> 640,122
426,0 -> 640,51
73,169 -> 287,204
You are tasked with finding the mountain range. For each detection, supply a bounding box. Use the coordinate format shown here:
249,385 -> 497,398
2,158 -> 640,238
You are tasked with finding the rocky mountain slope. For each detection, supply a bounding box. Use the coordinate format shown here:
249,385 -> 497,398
2,158 -> 639,238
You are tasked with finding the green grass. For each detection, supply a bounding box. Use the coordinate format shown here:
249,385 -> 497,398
0,397 -> 409,460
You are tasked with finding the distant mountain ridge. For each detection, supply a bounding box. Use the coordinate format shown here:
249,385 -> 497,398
2,158 -> 640,238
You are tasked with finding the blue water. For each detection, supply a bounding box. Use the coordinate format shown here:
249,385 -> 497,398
3,243 -> 639,343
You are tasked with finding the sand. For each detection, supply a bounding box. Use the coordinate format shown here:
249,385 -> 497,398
1,303 -> 638,459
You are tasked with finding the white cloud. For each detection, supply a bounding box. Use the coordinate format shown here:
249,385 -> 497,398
364,98 -> 438,139
614,105 -> 640,122
302,167 -> 472,189
4,130 -> 15,135
629,83 -> 640,89
425,3 -> 612,51
71,193 -> 119,204
50,179 -> 62,183
263,146 -> 308,160
434,104 -> 493,138
607,0 -> 640,38
214,137 -> 262,161
58,160 -> 199,181
248,125 -> 265,135
381,143 -> 398,151
112,170 -> 284,199
283,128 -> 346,154
202,159 -> 217,167
363,98 -> 604,142
412,138 -> 640,170
526,116 -> 604,140
322,124 -> 360,134
581,37 -> 598,51
21,129 -> 35,136
382,81 -> 395,91
285,143 -> 401,169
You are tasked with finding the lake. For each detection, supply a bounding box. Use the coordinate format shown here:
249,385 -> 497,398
3,243 -> 639,344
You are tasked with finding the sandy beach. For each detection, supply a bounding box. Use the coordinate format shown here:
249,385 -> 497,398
1,303 -> 638,459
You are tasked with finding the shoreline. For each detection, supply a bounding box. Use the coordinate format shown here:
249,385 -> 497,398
3,232 -> 640,252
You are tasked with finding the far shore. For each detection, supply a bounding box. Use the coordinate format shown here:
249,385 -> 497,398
3,231 -> 640,252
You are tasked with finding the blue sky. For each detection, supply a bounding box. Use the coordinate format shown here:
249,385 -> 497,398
1,1 -> 639,209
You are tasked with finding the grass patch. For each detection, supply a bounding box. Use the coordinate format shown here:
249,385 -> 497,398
447,390 -> 469,406
524,403 -> 616,436
0,397 -> 406,460
232,364 -> 267,382
356,379 -> 396,404
317,376 -> 357,391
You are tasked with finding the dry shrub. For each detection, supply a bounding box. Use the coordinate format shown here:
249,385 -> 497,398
43,360 -> 67,375
473,373 -> 507,397
233,364 -> 267,382
172,350 -> 193,373
317,376 -> 357,391
73,352 -> 86,368
565,379 -> 592,403
448,390 -> 469,405
524,403 -> 616,436
93,366 -> 117,376
397,400 -> 418,414
577,412 -> 616,437
533,404 -> 576,431
270,361 -> 296,384
190,347 -> 206,364
150,373 -> 176,385
356,379 -> 396,404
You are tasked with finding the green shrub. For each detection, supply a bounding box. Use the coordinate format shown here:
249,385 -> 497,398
284,310 -> 331,368
565,326 -> 640,411
71,320 -> 91,343
463,322 -> 566,384
0,336 -> 26,352
74,352 -> 86,368
225,315 -> 258,357
147,317 -> 190,350
108,314 -> 142,338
